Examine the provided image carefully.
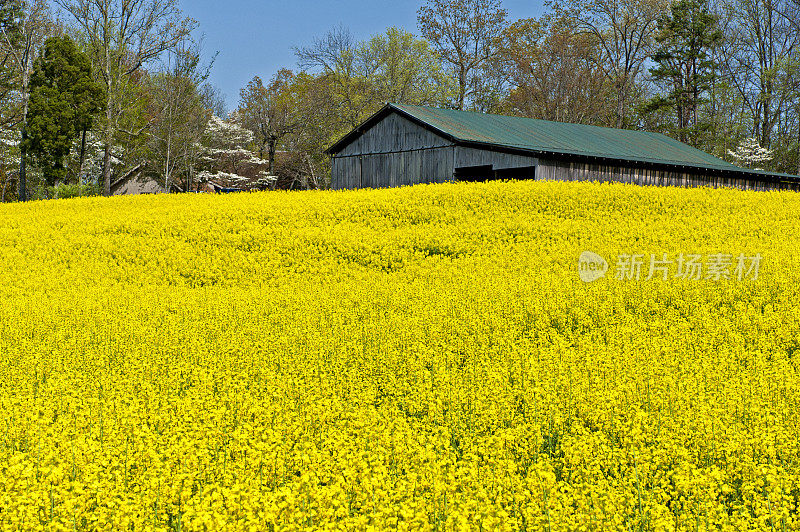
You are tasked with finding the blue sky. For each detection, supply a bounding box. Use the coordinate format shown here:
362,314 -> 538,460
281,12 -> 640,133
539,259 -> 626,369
180,0 -> 545,111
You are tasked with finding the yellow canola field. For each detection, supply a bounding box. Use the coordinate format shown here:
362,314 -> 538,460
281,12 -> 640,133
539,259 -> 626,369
0,180 -> 798,531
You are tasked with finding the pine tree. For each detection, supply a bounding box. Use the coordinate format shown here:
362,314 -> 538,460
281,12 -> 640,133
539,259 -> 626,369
645,0 -> 722,147
22,35 -> 105,186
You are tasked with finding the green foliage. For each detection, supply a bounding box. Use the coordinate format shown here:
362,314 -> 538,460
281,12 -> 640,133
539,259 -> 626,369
357,27 -> 455,107
768,138 -> 800,175
282,26 -> 460,187
22,35 -> 106,186
645,0 -> 722,146
31,182 -> 102,200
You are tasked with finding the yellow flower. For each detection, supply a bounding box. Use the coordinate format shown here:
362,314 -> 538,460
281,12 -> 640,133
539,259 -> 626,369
0,181 -> 797,529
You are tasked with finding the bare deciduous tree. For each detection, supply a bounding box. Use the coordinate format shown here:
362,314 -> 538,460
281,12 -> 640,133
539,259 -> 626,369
417,0 -> 508,110
717,0 -> 799,148
294,25 -> 375,128
146,40 -> 211,193
561,0 -> 666,128
500,15 -> 614,124
0,0 -> 52,201
237,70 -> 301,175
54,0 -> 196,195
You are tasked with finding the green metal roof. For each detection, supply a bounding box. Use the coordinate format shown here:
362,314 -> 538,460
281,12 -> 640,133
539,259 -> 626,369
328,103 -> 799,181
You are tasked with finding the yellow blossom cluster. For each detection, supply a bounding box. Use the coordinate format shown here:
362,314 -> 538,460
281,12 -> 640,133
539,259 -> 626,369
0,180 -> 798,530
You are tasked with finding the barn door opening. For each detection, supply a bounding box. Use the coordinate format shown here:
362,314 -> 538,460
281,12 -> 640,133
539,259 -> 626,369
495,165 -> 536,180
454,165 -> 494,182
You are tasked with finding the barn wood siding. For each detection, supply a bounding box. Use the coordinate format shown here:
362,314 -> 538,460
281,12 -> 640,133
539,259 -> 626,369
332,146 -> 455,190
331,112 -> 457,190
337,113 -> 451,157
331,155 -> 362,190
454,147 -> 538,171
536,158 -> 800,192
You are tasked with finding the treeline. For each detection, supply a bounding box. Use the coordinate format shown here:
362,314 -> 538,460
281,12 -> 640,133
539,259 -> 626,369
1,0 -> 799,201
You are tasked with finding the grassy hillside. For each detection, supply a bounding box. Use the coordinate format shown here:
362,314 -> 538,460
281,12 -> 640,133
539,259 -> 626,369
0,181 -> 799,530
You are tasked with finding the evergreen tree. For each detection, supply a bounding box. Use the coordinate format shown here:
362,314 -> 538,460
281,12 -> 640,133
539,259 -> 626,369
22,35 -> 105,186
645,0 -> 721,147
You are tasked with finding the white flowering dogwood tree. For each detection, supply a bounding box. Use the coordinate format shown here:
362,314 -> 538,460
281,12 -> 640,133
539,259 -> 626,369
727,138 -> 773,170
195,115 -> 276,191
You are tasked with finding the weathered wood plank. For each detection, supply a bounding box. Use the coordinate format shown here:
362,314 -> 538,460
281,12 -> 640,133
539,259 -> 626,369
338,113 -> 451,157
535,158 -> 793,192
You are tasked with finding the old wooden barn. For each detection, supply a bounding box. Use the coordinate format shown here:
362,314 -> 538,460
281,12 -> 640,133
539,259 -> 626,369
327,104 -> 800,191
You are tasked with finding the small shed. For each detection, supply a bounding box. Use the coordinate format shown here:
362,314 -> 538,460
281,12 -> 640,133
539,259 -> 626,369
326,104 -> 800,191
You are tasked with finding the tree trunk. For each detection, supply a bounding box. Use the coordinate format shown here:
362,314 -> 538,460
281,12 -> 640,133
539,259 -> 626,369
15,32 -> 33,202
458,65 -> 467,110
305,153 -> 316,189
164,137 -> 171,193
691,54 -> 698,146
101,43 -> 115,196
18,90 -> 29,201
78,128 -> 88,184
102,142 -> 112,196
188,163 -> 194,193
763,1 -> 774,149
19,126 -> 27,202
268,139 -> 276,175
2,175 -> 11,202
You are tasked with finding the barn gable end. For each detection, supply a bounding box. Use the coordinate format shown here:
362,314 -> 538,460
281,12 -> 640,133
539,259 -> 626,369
331,110 -> 457,189
337,112 -> 452,157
